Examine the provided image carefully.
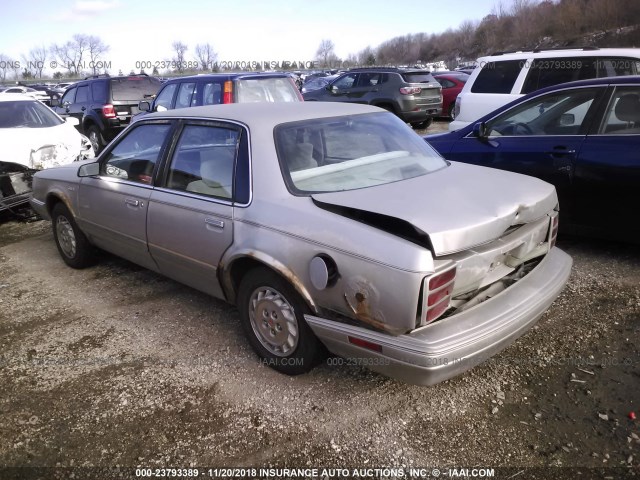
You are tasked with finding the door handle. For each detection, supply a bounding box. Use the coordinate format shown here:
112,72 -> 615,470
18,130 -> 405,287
81,106 -> 86,111
205,217 -> 224,229
545,148 -> 576,157
124,198 -> 140,207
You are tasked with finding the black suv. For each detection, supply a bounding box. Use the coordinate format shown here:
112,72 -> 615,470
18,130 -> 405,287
136,72 -> 302,119
302,67 -> 442,128
52,74 -> 161,153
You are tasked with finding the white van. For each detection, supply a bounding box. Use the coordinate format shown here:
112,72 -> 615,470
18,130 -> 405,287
450,47 -> 640,130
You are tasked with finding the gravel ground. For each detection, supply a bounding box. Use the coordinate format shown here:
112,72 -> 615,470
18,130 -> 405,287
0,205 -> 638,479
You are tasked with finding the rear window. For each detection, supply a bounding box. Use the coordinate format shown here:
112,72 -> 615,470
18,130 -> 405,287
402,72 -> 436,84
471,60 -> 521,94
236,77 -> 300,102
111,76 -> 161,101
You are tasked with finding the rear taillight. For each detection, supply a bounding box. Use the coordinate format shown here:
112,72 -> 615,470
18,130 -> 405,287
454,96 -> 461,119
289,78 -> 304,101
550,214 -> 559,248
102,104 -> 116,118
400,86 -> 421,95
423,267 -> 456,324
223,81 -> 233,104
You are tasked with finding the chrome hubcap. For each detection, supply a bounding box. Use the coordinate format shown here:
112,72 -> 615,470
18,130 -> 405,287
249,287 -> 298,356
56,216 -> 76,258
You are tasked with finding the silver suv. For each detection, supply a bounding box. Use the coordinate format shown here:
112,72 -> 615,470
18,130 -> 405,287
451,47 -> 640,130
303,67 -> 442,129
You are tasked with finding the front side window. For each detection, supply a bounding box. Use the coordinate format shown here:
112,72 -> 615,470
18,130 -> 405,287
61,87 -> 76,105
276,112 -> 447,194
471,60 -> 521,94
102,123 -> 172,184
599,87 -> 640,135
165,124 -> 238,199
154,83 -> 177,111
332,74 -> 358,90
486,88 -> 601,136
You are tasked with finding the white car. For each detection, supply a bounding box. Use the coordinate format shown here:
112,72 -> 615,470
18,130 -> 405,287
0,85 -> 51,104
0,94 -> 93,212
450,47 -> 640,130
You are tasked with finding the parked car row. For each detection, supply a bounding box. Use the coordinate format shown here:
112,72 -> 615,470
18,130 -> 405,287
5,48 -> 639,386
30,102 -> 572,385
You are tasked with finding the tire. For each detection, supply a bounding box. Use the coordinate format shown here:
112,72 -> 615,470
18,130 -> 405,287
237,267 -> 325,375
51,203 -> 96,269
379,104 -> 396,115
411,117 -> 433,129
87,125 -> 104,155
449,103 -> 456,120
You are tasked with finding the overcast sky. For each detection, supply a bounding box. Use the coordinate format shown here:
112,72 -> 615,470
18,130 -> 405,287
1,0 -> 517,75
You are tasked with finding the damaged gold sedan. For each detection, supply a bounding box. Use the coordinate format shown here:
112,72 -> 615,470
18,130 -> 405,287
30,102 -> 572,385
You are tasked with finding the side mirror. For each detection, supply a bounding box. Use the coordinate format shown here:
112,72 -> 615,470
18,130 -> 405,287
330,85 -> 339,94
62,101 -> 71,108
65,117 -> 80,126
138,100 -> 151,112
559,113 -> 575,126
78,162 -> 100,177
472,121 -> 489,140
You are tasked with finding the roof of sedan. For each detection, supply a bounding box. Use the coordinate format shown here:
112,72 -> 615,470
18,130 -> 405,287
146,102 -> 384,126
0,93 -> 37,102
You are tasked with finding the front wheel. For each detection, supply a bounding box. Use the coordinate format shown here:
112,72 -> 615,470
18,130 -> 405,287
51,203 -> 96,269
237,267 -> 325,375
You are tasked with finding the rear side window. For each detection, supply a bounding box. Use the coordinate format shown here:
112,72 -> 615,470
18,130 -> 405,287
111,76 -> 161,101
203,82 -> 222,105
75,85 -> 89,103
471,60 -> 521,94
236,77 -> 300,102
522,57 -> 597,94
91,81 -> 108,103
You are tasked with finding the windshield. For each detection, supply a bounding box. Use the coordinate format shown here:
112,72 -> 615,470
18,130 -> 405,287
0,100 -> 63,128
236,77 -> 300,102
276,112 -> 447,194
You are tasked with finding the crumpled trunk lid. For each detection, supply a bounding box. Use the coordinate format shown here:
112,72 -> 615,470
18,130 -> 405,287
311,161 -> 558,256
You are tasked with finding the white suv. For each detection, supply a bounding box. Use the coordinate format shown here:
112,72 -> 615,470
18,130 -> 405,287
450,47 -> 640,130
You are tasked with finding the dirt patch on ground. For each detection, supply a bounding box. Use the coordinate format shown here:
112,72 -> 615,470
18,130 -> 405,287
0,219 -> 638,479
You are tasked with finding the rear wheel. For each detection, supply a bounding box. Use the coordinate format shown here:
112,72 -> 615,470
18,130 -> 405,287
52,203 -> 96,269
87,125 -> 104,155
237,267 -> 325,375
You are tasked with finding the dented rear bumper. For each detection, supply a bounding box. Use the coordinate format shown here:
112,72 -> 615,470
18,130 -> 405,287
305,247 -> 572,385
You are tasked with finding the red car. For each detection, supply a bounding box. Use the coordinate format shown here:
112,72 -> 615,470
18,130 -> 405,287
433,72 -> 468,120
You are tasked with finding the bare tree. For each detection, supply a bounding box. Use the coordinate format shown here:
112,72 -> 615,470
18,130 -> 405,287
21,46 -> 47,78
357,46 -> 376,66
51,34 -> 90,76
0,53 -> 15,82
87,36 -> 109,75
316,39 -> 335,67
172,41 -> 188,73
195,43 -> 217,71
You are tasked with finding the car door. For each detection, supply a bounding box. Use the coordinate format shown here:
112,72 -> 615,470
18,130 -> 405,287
447,87 -> 606,221
326,73 -> 359,103
54,86 -> 76,121
77,121 -> 175,270
68,84 -> 90,126
347,72 -> 382,103
146,121 -> 243,298
573,85 -> 640,236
